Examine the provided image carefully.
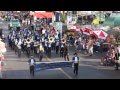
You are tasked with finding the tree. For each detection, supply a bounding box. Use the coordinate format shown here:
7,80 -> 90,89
60,11 -> 67,23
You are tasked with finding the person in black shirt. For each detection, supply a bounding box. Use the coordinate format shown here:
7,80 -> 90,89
28,56 -> 36,77
72,53 -> 79,75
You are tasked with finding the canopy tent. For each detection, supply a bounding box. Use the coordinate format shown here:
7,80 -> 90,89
81,27 -> 93,35
103,15 -> 120,28
92,30 -> 108,39
34,12 -> 54,18
69,26 -> 81,32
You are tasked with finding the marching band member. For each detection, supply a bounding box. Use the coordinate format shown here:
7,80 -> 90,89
21,37 -> 24,53
14,38 -> 18,54
36,35 -> 40,42
47,41 -> 51,58
44,40 -> 48,54
63,44 -> 69,61
38,43 -> 44,61
41,36 -> 45,46
26,38 -> 31,57
17,38 -> 22,57
60,42 -> 64,57
12,36 -> 16,50
33,40 -> 38,55
55,40 -> 60,54
51,36 -> 56,51
7,33 -> 12,48
36,41 -> 40,56
23,38 -> 27,53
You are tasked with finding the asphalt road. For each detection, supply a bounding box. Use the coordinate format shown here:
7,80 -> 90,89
1,20 -> 120,79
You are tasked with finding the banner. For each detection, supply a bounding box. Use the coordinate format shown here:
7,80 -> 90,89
67,16 -> 74,30
34,61 -> 73,72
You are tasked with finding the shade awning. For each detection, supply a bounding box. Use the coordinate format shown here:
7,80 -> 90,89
34,12 -> 54,18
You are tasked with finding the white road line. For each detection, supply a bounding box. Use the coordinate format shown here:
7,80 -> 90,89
58,68 -> 72,79
45,56 -> 73,79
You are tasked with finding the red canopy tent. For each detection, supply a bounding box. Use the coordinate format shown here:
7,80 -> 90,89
34,12 -> 54,18
69,26 -> 81,32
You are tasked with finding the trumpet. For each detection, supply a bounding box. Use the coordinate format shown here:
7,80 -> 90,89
61,38 -> 66,43
49,37 -> 55,43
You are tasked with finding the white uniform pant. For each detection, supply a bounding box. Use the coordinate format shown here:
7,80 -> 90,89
89,47 -> 93,55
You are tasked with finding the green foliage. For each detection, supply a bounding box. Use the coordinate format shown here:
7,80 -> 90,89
60,13 -> 66,23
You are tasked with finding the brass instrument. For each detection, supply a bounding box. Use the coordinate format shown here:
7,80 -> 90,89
49,37 -> 55,43
61,38 -> 66,43
27,38 -> 30,42
27,37 -> 33,43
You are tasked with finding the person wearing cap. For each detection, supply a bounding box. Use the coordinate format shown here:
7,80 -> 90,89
28,55 -> 36,77
72,53 -> 79,76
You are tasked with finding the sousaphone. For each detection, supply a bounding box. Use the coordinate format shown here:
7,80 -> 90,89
61,38 -> 66,43
49,37 -> 54,43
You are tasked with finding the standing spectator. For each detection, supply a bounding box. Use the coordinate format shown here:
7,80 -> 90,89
111,48 -> 115,63
72,53 -> 79,76
115,50 -> 120,70
0,51 -> 5,78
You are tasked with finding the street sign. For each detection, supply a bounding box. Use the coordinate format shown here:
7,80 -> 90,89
34,61 -> 73,72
